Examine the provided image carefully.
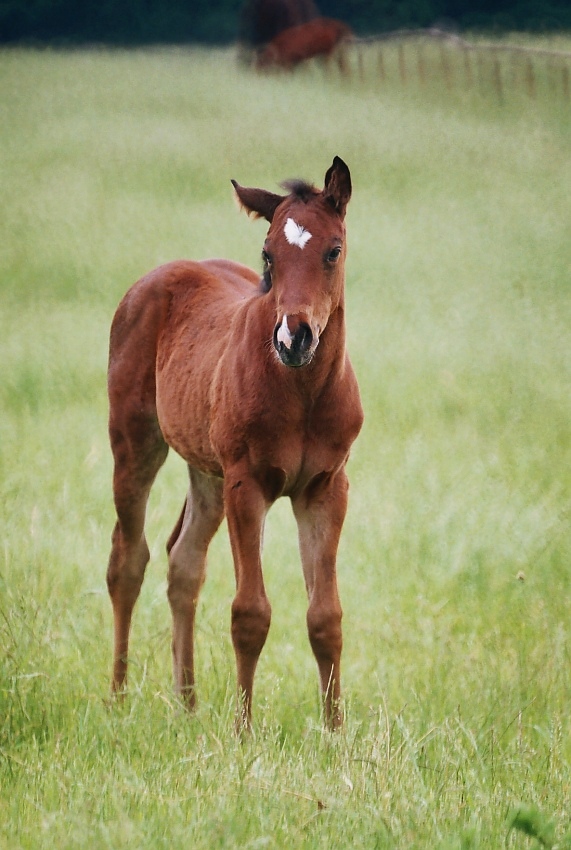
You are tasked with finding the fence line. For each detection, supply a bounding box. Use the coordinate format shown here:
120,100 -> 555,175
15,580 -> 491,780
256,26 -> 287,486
338,28 -> 571,103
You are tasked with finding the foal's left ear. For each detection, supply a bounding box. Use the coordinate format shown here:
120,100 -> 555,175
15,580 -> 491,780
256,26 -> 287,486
323,156 -> 352,218
231,180 -> 285,223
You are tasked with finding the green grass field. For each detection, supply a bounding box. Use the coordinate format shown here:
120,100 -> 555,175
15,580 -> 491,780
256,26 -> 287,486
1,41 -> 571,848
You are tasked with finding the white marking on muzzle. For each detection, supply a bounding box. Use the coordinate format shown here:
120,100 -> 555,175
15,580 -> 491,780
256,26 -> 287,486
284,218 -> 312,249
276,315 -> 294,350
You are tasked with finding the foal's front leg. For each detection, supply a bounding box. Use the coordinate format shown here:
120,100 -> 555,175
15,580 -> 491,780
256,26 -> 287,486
292,469 -> 349,729
223,472 -> 271,730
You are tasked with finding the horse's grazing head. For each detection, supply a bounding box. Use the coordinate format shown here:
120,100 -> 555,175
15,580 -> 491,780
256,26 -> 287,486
232,156 -> 351,368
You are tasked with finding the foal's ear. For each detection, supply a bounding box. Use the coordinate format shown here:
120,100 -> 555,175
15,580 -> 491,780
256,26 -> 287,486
231,180 -> 285,223
323,156 -> 352,218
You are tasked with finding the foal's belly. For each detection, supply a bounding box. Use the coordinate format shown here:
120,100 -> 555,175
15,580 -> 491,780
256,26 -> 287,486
156,390 -> 222,478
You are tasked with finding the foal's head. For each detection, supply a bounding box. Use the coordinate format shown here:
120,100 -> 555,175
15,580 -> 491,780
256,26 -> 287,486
232,156 -> 351,368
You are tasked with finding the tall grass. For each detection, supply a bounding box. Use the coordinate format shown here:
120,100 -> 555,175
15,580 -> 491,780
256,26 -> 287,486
1,44 -> 571,848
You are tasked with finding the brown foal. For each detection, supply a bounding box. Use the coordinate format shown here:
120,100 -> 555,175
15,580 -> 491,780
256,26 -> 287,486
106,156 -> 363,729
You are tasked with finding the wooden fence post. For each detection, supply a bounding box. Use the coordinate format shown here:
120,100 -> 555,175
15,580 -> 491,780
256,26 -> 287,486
463,46 -> 473,89
525,58 -> 536,98
563,62 -> 570,101
493,55 -> 503,102
417,42 -> 426,86
358,46 -> 365,82
378,47 -> 385,81
398,42 -> 407,84
440,43 -> 452,88
476,50 -> 486,93
337,45 -> 349,77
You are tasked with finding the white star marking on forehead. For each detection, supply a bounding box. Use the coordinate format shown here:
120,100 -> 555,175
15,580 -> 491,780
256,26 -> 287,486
284,218 -> 312,249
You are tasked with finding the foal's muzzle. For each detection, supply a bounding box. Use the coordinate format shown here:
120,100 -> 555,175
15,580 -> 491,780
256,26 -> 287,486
273,315 -> 317,368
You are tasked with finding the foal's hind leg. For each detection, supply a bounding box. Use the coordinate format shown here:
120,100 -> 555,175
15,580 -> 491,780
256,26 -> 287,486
107,416 -> 168,697
167,468 -> 224,709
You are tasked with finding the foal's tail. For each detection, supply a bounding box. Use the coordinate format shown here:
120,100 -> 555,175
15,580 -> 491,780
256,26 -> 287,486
166,498 -> 187,554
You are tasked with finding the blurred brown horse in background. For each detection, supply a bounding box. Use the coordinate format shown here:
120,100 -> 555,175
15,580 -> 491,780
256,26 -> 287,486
256,17 -> 353,70
106,157 -> 363,729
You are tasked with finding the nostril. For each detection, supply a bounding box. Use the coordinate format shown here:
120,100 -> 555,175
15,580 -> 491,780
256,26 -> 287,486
294,322 -> 313,353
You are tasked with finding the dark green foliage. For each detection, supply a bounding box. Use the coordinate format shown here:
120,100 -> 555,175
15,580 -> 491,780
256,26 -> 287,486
1,0 -> 571,45
0,0 -> 243,44
508,804 -> 556,847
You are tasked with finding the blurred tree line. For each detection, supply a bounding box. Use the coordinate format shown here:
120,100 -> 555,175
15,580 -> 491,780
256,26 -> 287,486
1,0 -> 570,45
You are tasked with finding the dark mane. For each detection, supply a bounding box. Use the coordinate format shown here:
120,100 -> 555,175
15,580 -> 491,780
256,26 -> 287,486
280,178 -> 319,202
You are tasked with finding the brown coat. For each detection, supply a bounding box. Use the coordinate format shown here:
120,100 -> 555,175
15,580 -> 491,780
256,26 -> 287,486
106,157 -> 363,729
257,17 -> 353,69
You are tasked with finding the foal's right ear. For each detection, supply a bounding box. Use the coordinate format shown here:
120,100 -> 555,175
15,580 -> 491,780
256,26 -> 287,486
323,156 -> 352,218
231,181 -> 285,223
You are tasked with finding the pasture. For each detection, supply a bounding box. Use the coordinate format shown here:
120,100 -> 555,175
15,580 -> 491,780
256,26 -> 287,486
1,42 -> 571,848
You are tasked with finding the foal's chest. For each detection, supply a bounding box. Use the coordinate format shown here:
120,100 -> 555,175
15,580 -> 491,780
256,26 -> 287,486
243,412 -> 351,501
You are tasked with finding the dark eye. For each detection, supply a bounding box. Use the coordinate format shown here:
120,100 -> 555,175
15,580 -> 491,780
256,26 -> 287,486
261,250 -> 273,293
326,246 -> 342,263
